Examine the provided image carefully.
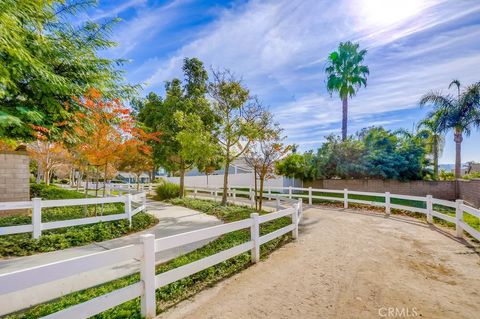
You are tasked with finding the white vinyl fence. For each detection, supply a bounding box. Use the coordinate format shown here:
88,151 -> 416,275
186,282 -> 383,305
0,186 -> 478,318
0,194 -> 302,318
0,191 -> 147,239
187,185 -> 480,242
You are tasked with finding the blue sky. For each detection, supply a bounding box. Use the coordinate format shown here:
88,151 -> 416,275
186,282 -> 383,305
88,0 -> 480,164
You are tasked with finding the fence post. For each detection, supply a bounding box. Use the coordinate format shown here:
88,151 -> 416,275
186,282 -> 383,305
276,195 -> 280,211
32,198 -> 42,239
308,187 -> 312,205
455,199 -> 464,238
343,189 -> 348,209
426,195 -> 433,223
148,184 -> 153,195
385,192 -> 391,216
126,194 -> 132,227
250,190 -> 255,208
194,188 -> 197,199
291,200 -> 299,239
140,234 -> 156,318
250,213 -> 260,263
214,190 -> 217,202
288,186 -> 292,199
105,183 -> 111,197
233,189 -> 237,203
268,186 -> 271,200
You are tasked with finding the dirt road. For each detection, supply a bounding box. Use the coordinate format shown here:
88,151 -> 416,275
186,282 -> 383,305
158,207 -> 480,319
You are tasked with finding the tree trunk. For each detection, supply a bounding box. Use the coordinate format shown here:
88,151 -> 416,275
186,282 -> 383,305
44,170 -> 50,185
342,97 -> 348,141
254,167 -> 258,210
179,167 -> 185,198
221,161 -> 229,205
454,129 -> 463,179
259,174 -> 265,212
151,167 -> 156,183
36,160 -> 42,184
433,138 -> 439,179
95,166 -> 99,198
103,163 -> 108,197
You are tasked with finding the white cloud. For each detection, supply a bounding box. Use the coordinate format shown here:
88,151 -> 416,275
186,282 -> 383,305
122,0 -> 480,158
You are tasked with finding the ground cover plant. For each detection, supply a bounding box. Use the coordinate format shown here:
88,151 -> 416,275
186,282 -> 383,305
7,198 -> 292,318
0,184 -> 157,257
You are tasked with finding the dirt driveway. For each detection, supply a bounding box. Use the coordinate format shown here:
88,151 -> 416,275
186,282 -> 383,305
158,206 -> 480,319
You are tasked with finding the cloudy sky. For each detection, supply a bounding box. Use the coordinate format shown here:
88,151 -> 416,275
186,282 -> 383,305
88,0 -> 480,164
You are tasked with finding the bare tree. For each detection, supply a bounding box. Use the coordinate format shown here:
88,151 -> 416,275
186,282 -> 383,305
244,117 -> 291,211
209,69 -> 269,205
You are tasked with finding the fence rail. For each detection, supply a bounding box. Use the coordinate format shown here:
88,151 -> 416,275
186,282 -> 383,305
0,193 -> 302,318
186,185 -> 480,242
1,185 -> 478,318
0,191 -> 147,239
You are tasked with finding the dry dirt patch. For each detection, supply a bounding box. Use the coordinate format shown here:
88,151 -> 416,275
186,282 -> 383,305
157,207 -> 480,319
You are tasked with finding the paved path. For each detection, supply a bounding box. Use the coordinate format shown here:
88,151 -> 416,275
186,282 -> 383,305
0,199 -> 222,315
158,206 -> 480,319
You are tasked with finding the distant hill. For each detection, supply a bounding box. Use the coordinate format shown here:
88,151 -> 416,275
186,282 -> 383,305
438,164 -> 454,171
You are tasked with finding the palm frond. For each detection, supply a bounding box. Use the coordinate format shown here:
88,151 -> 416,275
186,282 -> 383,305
419,91 -> 454,109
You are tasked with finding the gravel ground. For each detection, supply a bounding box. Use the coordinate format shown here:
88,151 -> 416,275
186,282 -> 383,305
157,206 -> 480,319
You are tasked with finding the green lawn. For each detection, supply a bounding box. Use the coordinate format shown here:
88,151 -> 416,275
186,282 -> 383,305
7,198 -> 292,319
0,184 -> 157,257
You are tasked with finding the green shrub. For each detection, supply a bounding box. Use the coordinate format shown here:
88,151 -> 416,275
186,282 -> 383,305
30,183 -> 85,200
0,184 -> 158,257
155,181 -> 182,200
0,213 -> 157,257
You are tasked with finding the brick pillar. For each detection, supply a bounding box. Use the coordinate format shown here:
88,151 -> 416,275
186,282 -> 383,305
0,147 -> 30,215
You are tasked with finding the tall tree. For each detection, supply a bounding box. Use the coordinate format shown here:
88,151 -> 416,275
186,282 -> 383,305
175,111 -> 221,187
417,113 -> 445,179
0,0 -> 137,141
136,58 -> 214,196
325,41 -> 369,140
420,81 -> 480,179
209,69 -> 269,205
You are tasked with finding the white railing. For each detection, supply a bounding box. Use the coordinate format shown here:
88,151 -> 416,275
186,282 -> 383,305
108,183 -> 156,195
0,197 -> 302,318
186,185 -> 480,242
0,192 -> 147,239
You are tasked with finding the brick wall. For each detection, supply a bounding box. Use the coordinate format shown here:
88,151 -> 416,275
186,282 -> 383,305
304,179 -> 457,200
0,150 -> 30,214
457,179 -> 480,207
304,179 -> 480,207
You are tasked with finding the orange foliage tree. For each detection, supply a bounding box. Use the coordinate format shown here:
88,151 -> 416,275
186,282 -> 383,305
73,89 -> 160,195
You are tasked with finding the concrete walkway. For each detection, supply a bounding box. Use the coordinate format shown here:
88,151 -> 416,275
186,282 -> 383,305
0,199 -> 222,316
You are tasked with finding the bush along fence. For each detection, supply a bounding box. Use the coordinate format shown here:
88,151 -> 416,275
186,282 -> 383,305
0,191 -> 147,239
0,195 -> 302,318
186,185 -> 480,242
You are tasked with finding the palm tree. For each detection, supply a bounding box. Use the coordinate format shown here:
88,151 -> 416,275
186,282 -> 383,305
417,113 -> 445,179
325,41 -> 369,140
420,80 -> 480,179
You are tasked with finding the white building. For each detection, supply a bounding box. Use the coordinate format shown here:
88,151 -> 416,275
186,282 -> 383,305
167,157 -> 301,189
